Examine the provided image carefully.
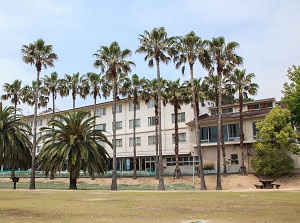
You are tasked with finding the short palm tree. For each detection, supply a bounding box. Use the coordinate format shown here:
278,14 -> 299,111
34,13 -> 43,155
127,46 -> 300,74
38,110 -> 110,189
1,79 -> 25,177
227,68 -> 259,172
172,31 -> 210,190
93,41 -> 135,190
21,39 -> 58,189
205,36 -> 243,190
0,102 -> 32,176
136,27 -> 172,190
162,78 -> 190,179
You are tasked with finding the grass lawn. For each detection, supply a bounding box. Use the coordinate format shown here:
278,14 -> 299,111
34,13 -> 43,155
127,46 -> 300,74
0,188 -> 299,223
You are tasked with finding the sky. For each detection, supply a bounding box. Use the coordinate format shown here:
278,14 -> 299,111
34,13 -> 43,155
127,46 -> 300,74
0,0 -> 299,114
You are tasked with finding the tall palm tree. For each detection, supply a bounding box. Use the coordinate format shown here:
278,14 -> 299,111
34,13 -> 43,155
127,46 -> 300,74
172,31 -> 210,190
37,110 -> 111,189
93,41 -> 135,190
22,81 -> 49,109
1,79 -> 25,178
136,27 -> 172,190
162,78 -> 190,179
227,69 -> 259,173
120,74 -> 145,179
205,36 -> 243,190
0,102 -> 32,177
141,78 -> 160,179
21,39 -> 58,189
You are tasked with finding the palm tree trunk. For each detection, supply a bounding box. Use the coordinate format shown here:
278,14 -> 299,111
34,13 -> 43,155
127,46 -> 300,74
69,175 -> 77,190
190,64 -> 207,190
29,69 -> 40,189
154,101 -> 159,180
174,101 -> 181,179
11,103 -> 17,179
133,92 -> 137,180
216,72 -> 222,190
50,92 -> 55,180
111,79 -> 117,190
156,59 -> 165,190
91,95 -> 97,180
239,89 -> 246,174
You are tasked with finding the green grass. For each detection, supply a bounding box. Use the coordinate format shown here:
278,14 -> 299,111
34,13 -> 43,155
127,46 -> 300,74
0,189 -> 299,222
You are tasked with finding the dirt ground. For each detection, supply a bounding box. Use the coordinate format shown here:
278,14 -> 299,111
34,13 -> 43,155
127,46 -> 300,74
3,174 -> 300,191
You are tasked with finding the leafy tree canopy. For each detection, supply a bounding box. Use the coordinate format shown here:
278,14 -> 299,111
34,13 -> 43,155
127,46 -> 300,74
251,106 -> 299,177
281,65 -> 300,130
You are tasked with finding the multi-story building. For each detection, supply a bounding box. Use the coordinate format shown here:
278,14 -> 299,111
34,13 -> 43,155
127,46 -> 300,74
26,97 -> 300,174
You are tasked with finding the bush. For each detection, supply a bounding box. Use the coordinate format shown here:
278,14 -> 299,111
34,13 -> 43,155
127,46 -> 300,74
195,162 -> 215,172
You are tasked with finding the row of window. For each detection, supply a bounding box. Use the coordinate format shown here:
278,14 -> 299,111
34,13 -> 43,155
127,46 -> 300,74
110,133 -> 187,148
32,112 -> 186,131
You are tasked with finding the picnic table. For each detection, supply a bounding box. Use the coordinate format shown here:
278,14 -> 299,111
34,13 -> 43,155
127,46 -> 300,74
254,179 -> 281,189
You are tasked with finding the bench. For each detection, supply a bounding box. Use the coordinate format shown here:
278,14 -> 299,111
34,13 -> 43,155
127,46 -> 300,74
254,184 -> 264,189
272,183 -> 281,189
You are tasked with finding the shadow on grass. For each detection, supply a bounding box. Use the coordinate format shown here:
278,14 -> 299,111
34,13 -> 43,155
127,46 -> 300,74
0,180 -> 196,190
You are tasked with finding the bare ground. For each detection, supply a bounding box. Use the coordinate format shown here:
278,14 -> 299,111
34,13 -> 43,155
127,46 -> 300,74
2,173 -> 300,191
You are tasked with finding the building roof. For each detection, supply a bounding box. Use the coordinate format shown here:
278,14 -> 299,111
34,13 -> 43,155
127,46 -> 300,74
186,108 -> 272,126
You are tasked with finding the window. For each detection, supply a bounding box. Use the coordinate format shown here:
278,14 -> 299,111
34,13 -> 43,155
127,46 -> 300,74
46,117 -> 52,124
36,132 -> 42,140
252,122 -> 258,139
37,119 -> 43,126
227,123 -> 240,141
36,146 -> 41,154
200,126 -> 218,143
222,107 -> 233,114
129,119 -> 140,129
148,116 -> 156,126
211,110 -> 217,116
115,121 -> 122,130
147,99 -> 154,108
148,135 -> 156,145
129,137 -> 141,146
172,133 -> 186,143
129,102 -> 140,111
115,139 -> 122,147
27,121 -> 33,127
96,123 -> 106,131
112,105 -> 122,113
230,154 -> 239,165
96,107 -> 106,116
166,156 -> 198,166
172,112 -> 185,123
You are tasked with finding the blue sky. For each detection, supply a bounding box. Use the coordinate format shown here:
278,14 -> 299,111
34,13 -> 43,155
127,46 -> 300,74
0,0 -> 299,114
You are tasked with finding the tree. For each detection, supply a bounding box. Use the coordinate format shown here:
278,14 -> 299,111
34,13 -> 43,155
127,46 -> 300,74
42,71 -> 63,179
37,110 -> 110,189
22,81 -> 49,109
61,72 -> 85,112
136,27 -> 172,190
227,69 -> 259,173
141,78 -> 160,179
282,65 -> 300,129
93,41 -> 135,190
205,36 -> 243,190
21,39 -> 58,189
120,74 -> 145,179
162,78 -> 189,179
172,31 -> 210,190
1,79 -> 25,178
0,102 -> 32,176
251,106 -> 299,177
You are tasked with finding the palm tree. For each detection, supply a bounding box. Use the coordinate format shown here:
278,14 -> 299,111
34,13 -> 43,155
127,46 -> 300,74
120,74 -> 145,179
0,102 -> 32,177
42,71 -> 63,179
22,81 -> 49,109
140,78 -> 160,179
61,72 -> 85,112
136,27 -> 172,190
162,78 -> 190,179
172,31 -> 210,190
93,41 -> 135,190
205,36 -> 243,190
21,39 -> 58,189
227,69 -> 259,173
37,110 -> 111,189
1,79 -> 25,178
